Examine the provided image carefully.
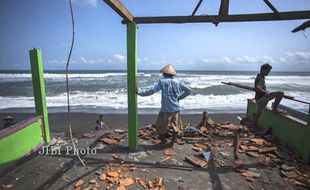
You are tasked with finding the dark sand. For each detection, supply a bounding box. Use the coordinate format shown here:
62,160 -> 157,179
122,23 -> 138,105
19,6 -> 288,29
1,112 -> 308,190
0,112 -> 244,133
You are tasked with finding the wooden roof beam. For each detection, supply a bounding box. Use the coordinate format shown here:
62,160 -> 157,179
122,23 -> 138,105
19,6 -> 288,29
219,0 -> 229,17
191,0 -> 204,16
123,11 -> 310,24
263,0 -> 279,14
103,0 -> 134,22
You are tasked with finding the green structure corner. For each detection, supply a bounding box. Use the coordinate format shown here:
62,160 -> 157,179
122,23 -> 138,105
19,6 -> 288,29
246,99 -> 310,163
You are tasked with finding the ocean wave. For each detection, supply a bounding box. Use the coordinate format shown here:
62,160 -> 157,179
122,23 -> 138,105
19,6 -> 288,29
0,91 -> 308,113
0,71 -> 309,113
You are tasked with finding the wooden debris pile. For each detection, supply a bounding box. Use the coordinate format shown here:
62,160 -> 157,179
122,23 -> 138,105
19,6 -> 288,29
139,125 -> 157,141
98,130 -> 127,145
71,156 -> 167,190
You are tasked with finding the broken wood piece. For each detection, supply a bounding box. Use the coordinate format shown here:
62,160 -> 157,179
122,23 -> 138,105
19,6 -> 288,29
99,173 -> 107,181
163,149 -> 176,156
247,146 -> 259,151
147,180 -> 154,188
185,156 -> 208,167
194,143 -> 209,150
240,145 -> 248,151
119,178 -> 134,187
159,156 -> 173,163
226,142 -> 233,147
258,146 -> 277,153
107,171 -> 119,178
192,147 -> 203,152
137,179 -> 147,189
83,132 -> 96,138
106,176 -> 118,184
234,129 -> 240,160
155,177 -> 165,187
89,179 -> 97,184
280,164 -> 295,171
220,123 -> 239,130
293,179 -> 308,188
1,184 -> 13,189
116,186 -> 126,190
151,139 -> 162,145
113,129 -> 126,134
280,170 -> 299,179
198,111 -> 209,129
99,137 -> 119,145
181,137 -> 205,143
246,152 -> 260,158
74,179 -> 84,188
249,138 -> 266,145
241,171 -> 261,178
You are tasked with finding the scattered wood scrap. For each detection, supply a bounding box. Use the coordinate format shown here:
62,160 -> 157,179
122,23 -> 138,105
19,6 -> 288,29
185,156 -> 208,168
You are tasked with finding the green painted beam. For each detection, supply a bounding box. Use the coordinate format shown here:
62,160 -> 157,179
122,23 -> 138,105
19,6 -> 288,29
246,100 -> 310,163
127,23 -> 138,150
29,48 -> 50,142
0,118 -> 44,170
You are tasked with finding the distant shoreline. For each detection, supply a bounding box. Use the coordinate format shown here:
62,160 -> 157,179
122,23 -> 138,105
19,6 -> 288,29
1,70 -> 310,73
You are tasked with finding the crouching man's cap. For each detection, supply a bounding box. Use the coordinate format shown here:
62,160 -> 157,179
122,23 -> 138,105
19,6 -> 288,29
160,64 -> 176,76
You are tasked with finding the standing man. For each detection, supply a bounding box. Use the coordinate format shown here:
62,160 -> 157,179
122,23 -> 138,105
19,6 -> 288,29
136,64 -> 192,147
253,63 -> 287,127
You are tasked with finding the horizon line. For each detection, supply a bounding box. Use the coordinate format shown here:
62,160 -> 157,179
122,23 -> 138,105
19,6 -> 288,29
0,69 -> 310,73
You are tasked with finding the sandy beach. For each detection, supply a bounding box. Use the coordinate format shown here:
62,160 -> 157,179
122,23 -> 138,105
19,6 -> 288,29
0,112 -> 243,133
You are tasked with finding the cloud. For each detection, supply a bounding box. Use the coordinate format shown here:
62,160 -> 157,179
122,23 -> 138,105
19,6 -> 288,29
47,60 -> 76,66
286,52 -> 310,62
67,0 -> 97,7
84,0 -> 97,7
236,56 -> 258,63
113,54 -> 126,63
79,57 -> 104,64
202,56 -> 234,64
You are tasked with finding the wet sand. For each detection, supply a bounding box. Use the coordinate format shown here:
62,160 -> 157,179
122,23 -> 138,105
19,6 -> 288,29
0,112 -> 244,133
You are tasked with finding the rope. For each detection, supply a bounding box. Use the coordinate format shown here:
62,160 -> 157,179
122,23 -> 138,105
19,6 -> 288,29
66,0 -> 91,173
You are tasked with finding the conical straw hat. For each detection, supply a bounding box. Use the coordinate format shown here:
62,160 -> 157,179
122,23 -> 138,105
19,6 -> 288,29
160,64 -> 176,76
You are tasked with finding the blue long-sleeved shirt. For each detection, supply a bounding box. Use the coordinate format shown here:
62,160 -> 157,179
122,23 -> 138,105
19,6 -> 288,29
137,76 -> 192,112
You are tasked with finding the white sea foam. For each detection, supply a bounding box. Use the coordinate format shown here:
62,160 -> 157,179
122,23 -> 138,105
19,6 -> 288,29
0,72 -> 309,113
0,90 -> 308,113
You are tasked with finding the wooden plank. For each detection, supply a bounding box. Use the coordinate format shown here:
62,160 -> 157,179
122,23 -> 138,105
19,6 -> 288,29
104,0 -> 134,22
122,11 -> 310,24
219,0 -> 229,17
263,0 -> 279,14
191,0 -> 204,16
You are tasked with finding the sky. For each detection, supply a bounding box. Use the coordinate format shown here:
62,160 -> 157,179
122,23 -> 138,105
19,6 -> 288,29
0,0 -> 310,71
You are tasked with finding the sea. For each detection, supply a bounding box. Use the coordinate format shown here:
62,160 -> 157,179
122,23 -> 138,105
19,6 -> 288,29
0,70 -> 309,114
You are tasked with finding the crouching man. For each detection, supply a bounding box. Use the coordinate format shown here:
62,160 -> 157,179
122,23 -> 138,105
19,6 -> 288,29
253,63 -> 289,128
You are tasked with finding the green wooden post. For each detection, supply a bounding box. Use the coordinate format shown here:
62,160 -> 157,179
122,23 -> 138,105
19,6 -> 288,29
29,48 -> 50,142
127,22 -> 138,150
